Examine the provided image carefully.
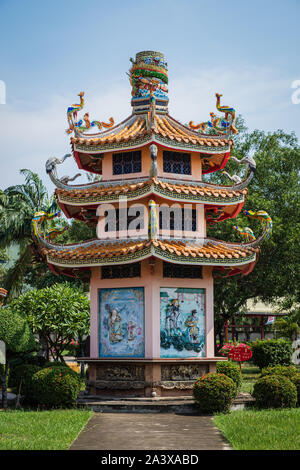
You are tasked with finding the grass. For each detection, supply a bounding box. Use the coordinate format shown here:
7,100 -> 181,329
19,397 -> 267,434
214,408 -> 300,450
240,362 -> 260,394
0,409 -> 93,450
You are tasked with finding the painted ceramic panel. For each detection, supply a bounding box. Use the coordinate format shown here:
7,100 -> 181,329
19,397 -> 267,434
99,287 -> 145,358
160,287 -> 205,358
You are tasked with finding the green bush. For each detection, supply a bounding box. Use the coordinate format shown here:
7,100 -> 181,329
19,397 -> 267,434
253,375 -> 297,409
290,374 -> 300,406
193,373 -> 236,414
217,361 -> 242,390
31,367 -> 80,408
251,339 -> 292,369
0,306 -> 37,355
45,362 -> 81,382
261,365 -> 298,381
8,364 -> 42,396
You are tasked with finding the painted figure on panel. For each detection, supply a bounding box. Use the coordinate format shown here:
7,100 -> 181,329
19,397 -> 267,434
185,310 -> 200,344
165,299 -> 181,337
160,287 -> 205,358
106,306 -> 123,343
99,287 -> 145,358
127,321 -> 137,341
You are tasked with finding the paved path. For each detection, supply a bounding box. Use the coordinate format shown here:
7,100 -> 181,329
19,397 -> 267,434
70,413 -> 231,450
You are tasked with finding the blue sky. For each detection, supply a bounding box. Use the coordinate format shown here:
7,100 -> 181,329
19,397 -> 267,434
0,0 -> 299,190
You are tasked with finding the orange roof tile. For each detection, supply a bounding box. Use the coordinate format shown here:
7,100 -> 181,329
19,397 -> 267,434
71,115 -> 233,150
41,238 -> 258,267
55,178 -> 247,203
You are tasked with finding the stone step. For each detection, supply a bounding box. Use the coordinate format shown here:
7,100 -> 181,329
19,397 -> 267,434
77,393 -> 254,414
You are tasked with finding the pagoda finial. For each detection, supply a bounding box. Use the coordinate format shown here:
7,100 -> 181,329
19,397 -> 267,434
148,200 -> 158,240
129,51 -> 168,115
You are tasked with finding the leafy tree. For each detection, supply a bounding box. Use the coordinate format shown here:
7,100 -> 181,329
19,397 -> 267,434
0,306 -> 37,408
0,169 -> 65,299
10,283 -> 90,362
207,120 -> 300,344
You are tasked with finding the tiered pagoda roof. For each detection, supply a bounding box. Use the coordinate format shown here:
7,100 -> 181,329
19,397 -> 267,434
55,177 -> 247,224
71,114 -> 232,175
33,50 -> 271,279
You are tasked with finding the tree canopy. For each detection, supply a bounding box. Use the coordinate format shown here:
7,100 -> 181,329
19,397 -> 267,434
0,169 -> 65,299
208,119 -> 300,342
10,283 -> 90,361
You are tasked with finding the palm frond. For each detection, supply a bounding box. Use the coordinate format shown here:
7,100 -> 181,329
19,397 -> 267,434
3,245 -> 33,300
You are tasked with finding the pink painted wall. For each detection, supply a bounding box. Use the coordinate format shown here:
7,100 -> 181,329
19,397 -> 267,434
89,259 -> 215,359
101,145 -> 203,182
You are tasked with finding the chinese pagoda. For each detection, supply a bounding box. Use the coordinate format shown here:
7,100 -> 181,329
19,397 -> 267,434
33,51 -> 271,397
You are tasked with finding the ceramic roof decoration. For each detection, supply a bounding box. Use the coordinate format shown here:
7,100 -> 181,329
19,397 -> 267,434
32,50 -> 272,279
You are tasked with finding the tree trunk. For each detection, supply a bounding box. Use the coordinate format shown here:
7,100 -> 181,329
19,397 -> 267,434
1,361 -> 9,410
38,333 -> 49,361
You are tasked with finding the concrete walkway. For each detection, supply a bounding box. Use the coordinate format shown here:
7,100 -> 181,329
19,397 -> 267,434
70,413 -> 231,450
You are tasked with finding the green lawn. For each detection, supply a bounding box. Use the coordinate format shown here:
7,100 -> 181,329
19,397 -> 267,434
214,408 -> 300,450
240,363 -> 260,394
0,409 -> 93,450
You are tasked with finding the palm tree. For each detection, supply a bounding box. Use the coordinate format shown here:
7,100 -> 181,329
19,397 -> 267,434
0,169 -> 60,299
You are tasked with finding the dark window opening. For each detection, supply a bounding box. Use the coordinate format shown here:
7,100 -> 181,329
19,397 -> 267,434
163,151 -> 191,175
101,262 -> 141,279
159,208 -> 197,231
163,262 -> 202,279
113,151 -> 142,175
104,207 -> 144,232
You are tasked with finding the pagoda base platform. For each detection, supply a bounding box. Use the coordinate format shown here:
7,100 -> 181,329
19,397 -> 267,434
78,358 -> 226,398
76,393 -> 254,413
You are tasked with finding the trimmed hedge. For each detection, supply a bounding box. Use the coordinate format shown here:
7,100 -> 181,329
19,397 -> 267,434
261,365 -> 298,381
253,375 -> 297,409
31,367 -> 80,408
217,361 -> 242,390
193,373 -> 236,414
251,339 -> 292,369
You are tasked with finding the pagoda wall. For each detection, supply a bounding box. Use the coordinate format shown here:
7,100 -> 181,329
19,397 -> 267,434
101,146 -> 202,182
86,259 -> 223,397
90,260 -> 214,359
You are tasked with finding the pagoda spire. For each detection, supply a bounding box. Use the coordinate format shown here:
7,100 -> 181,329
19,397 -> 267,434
129,51 -> 169,115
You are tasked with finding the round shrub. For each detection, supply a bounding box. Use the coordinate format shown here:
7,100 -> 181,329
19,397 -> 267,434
217,361 -> 242,390
252,374 -> 297,409
43,362 -> 81,383
261,365 -> 298,381
31,367 -> 80,408
251,339 -> 292,369
8,364 -> 42,396
193,373 -> 236,414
